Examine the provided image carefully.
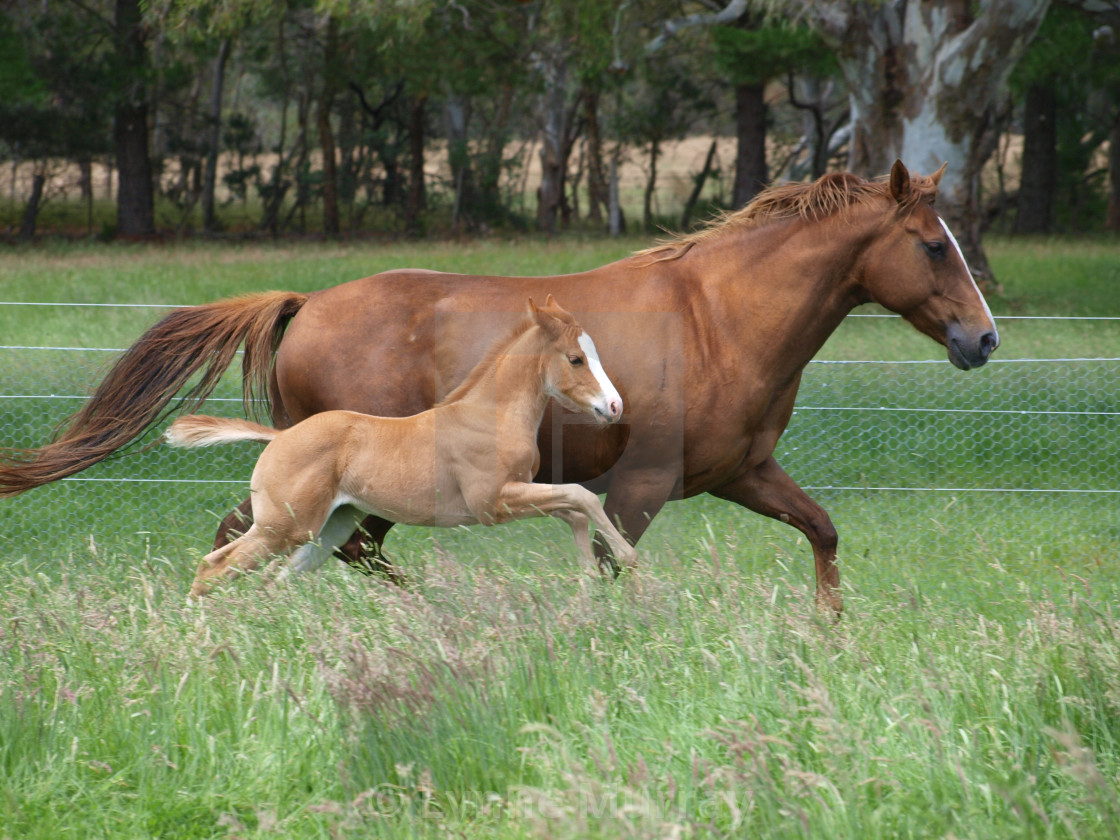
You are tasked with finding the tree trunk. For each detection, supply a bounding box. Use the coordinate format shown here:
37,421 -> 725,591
536,50 -> 578,234
78,156 -> 93,203
475,84 -> 515,220
643,137 -> 660,231
262,19 -> 290,237
1015,81 -> 1057,235
114,0 -> 155,237
733,81 -> 768,208
318,17 -> 340,237
681,139 -> 718,230
19,172 -> 45,242
443,93 -> 473,231
584,86 -> 607,225
294,91 -> 311,232
608,147 -> 625,237
202,38 -> 231,234
809,0 -> 1050,281
78,155 -> 94,236
406,93 -> 427,235
1106,111 -> 1120,232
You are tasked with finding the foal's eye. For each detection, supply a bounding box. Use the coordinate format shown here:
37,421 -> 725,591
568,355 -> 584,366
923,241 -> 947,261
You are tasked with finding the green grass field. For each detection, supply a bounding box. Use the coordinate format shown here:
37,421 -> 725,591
2,235 -> 1119,838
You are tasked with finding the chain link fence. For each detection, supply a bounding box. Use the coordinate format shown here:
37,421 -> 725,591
1,306 -> 1117,564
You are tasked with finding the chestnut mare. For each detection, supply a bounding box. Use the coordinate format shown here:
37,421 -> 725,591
165,297 -> 635,596
0,162 -> 998,612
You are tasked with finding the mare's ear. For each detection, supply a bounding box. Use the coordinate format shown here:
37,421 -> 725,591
889,159 -> 911,203
929,161 -> 948,188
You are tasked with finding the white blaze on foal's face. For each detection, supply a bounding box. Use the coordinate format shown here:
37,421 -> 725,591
577,331 -> 623,422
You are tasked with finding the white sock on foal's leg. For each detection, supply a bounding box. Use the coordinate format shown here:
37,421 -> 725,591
277,505 -> 367,581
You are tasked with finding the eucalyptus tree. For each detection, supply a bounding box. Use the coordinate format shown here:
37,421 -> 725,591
788,0 -> 1052,280
657,0 -> 1052,281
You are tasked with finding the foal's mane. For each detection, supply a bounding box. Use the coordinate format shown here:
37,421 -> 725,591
636,170 -> 939,264
435,312 -> 578,407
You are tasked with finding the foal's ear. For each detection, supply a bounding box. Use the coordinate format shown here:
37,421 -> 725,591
528,296 -> 564,339
889,159 -> 911,203
929,161 -> 948,188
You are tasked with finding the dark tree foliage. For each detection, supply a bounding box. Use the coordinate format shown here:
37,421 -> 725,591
0,0 -> 1107,241
1011,4 -> 1120,233
712,18 -> 838,206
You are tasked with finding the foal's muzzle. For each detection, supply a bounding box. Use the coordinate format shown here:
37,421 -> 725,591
593,396 -> 624,424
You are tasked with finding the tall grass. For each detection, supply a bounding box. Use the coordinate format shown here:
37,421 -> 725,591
3,519 -> 1119,838
2,236 -> 1119,837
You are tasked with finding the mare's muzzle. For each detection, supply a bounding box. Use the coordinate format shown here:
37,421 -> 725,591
946,321 -> 999,370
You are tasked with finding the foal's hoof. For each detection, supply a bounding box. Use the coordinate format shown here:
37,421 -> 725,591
620,548 -> 640,572
597,556 -> 621,578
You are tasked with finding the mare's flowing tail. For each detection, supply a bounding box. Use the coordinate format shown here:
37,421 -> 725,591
0,291 -> 307,497
165,416 -> 279,448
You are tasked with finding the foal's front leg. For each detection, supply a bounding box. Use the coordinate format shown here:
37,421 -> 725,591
494,481 -> 639,572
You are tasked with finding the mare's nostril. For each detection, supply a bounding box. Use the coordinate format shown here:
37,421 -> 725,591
979,331 -> 998,359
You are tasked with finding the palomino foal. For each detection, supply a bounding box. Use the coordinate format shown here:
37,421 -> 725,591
166,296 -> 634,597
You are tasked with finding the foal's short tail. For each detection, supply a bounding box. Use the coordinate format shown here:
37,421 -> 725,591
165,416 -> 279,448
0,291 -> 308,498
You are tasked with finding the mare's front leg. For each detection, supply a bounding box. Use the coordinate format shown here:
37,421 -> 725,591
493,482 -> 639,571
595,467 -> 676,576
712,456 -> 841,614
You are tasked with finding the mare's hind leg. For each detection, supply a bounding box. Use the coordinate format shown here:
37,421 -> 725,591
191,524 -> 301,598
214,498 -> 253,548
334,515 -> 407,584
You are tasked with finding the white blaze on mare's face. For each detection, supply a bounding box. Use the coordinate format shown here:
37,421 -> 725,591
939,216 -> 996,332
578,332 -> 622,412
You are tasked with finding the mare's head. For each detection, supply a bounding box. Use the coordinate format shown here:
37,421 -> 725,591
858,160 -> 999,370
529,295 -> 623,424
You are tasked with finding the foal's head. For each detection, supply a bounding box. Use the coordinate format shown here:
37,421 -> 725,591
529,295 -> 623,424
858,160 -> 999,370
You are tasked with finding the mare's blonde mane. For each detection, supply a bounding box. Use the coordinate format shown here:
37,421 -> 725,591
636,170 -> 940,263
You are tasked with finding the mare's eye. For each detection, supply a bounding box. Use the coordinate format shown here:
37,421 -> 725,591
924,241 -> 947,260
568,355 -> 584,366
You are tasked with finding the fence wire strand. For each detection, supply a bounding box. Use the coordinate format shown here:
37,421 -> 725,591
1,304 -> 1117,558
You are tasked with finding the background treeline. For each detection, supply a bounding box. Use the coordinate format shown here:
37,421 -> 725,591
3,0 -> 1119,251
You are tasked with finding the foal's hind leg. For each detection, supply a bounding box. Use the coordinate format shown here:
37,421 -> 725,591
191,524 -> 301,598
281,505 -> 368,579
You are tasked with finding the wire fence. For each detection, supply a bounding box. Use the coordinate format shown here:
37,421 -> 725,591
1,303 -> 1117,564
